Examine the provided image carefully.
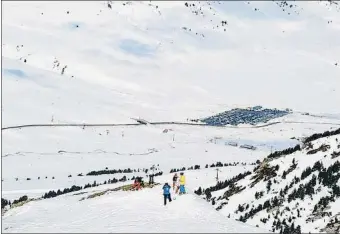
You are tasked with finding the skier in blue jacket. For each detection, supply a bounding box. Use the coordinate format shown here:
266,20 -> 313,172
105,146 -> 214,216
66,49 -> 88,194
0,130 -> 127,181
162,182 -> 172,206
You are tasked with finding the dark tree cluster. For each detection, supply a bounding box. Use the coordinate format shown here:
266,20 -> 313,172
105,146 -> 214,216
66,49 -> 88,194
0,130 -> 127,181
216,201 -> 228,211
287,175 -> 317,202
43,185 -> 82,199
236,203 -> 250,214
12,195 -> 28,206
318,161 -> 340,188
279,223 -> 301,234
275,1 -> 300,16
267,145 -> 301,159
195,187 -> 203,196
255,191 -> 264,199
210,161 -> 252,168
239,196 -> 283,222
1,198 -> 11,209
304,128 -> 340,143
205,189 -> 212,201
282,159 -> 297,179
251,162 -> 280,187
237,204 -> 246,213
198,171 -> 251,200
170,161 -> 256,173
331,151 -> 340,159
307,144 -> 330,155
260,218 -> 268,224
87,168 -> 133,176
266,179 -> 272,193
300,166 -> 313,180
313,195 -> 335,213
298,161 -> 325,182
170,167 -> 186,173
42,174 -> 130,200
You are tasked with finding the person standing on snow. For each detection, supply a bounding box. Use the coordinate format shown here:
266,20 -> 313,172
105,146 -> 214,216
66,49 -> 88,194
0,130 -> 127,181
149,174 -> 154,185
179,172 -> 186,195
172,173 -> 178,190
162,182 -> 172,206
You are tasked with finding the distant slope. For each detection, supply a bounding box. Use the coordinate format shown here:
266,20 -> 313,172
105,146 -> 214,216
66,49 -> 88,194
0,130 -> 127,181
195,128 -> 340,233
2,1 -> 340,127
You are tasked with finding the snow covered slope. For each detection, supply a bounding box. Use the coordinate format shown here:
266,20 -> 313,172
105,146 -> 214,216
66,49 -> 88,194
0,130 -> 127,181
2,1 -> 340,127
2,180 -> 269,233
195,129 -> 340,233
2,1 -> 340,233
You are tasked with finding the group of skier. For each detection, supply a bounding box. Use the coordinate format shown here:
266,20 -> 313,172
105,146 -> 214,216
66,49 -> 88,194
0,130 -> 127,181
162,172 -> 186,206
131,171 -> 187,206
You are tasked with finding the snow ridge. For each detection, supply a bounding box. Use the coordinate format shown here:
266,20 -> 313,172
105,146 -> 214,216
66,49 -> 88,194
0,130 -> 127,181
195,128 -> 340,233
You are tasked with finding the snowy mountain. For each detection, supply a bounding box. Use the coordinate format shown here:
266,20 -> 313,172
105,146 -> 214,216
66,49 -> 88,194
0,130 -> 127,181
194,128 -> 340,233
2,0 -> 340,233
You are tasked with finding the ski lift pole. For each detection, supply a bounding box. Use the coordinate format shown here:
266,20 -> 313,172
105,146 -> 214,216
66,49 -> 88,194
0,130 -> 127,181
216,168 -> 221,182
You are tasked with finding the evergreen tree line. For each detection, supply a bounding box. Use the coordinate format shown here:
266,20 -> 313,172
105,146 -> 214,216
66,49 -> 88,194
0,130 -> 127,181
279,160 -> 338,203
234,159 -> 338,233
170,161 -> 257,173
279,223 -> 302,234
86,168 -> 134,176
12,195 -> 28,206
318,160 -> 340,188
208,161 -> 255,168
267,145 -> 301,159
303,128 -> 340,143
87,166 -> 160,176
194,171 -> 251,198
278,160 -> 324,200
3,171 -> 166,210
131,171 -> 163,180
42,174 -> 130,200
287,174 -> 317,203
307,144 -> 330,155
170,165 -> 200,173
2,195 -> 29,209
16,166 -> 160,182
237,160 -> 338,232
300,160 -> 324,181
239,195 -> 302,233
239,196 -> 283,223
43,185 -> 83,199
313,195 -> 335,213
41,170 -> 165,200
272,214 -> 302,233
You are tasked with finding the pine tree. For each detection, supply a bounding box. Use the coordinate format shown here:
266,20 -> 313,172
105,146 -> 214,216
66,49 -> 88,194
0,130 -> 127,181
283,225 -> 290,234
296,225 -> 301,234
267,180 -> 272,193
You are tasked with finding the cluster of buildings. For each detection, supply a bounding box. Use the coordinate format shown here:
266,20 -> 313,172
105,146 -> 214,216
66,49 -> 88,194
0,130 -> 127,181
201,106 -> 290,126
226,141 -> 257,150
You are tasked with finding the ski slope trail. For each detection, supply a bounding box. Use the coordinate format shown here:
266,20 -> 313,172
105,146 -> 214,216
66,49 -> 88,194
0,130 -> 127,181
2,185 -> 268,233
